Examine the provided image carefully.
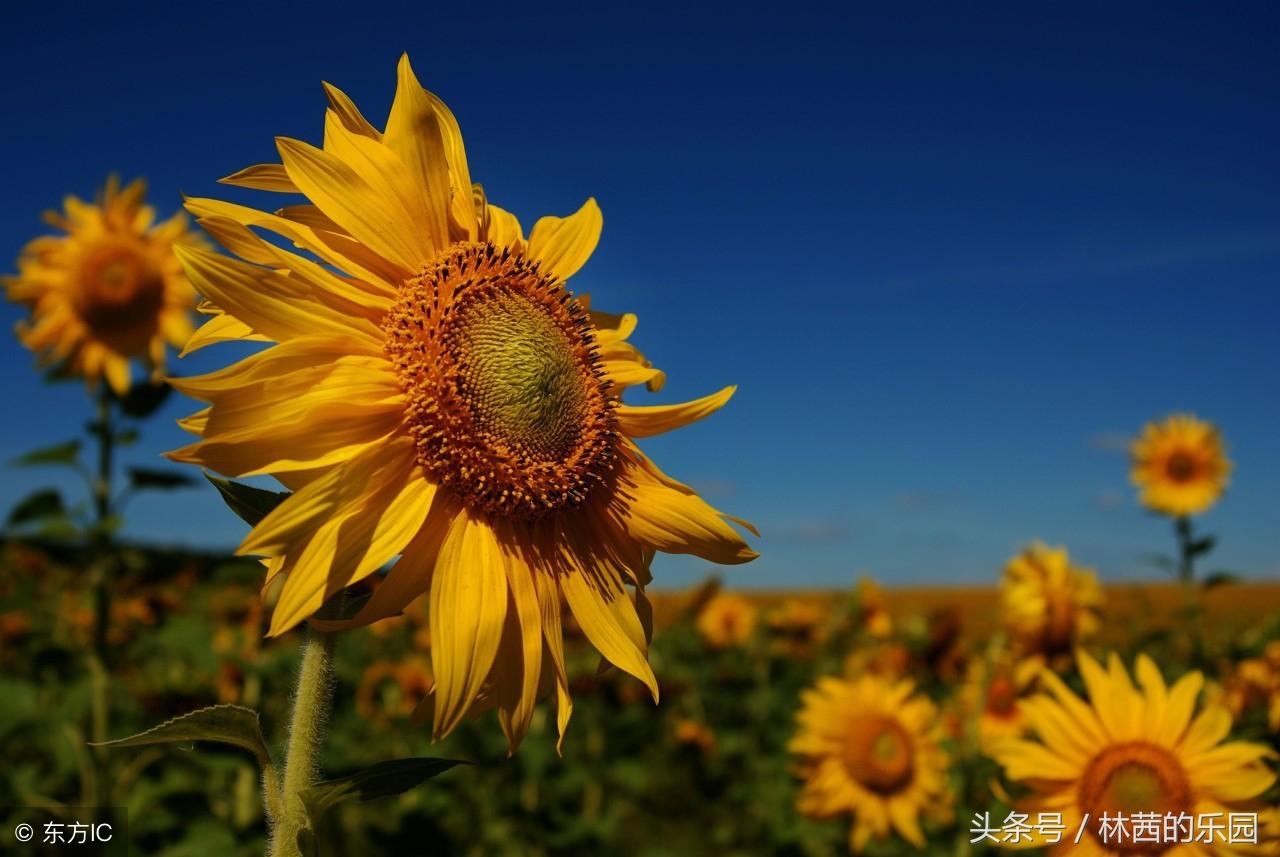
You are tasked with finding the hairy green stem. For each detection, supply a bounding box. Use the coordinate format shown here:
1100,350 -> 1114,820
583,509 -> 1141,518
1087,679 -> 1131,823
270,633 -> 335,857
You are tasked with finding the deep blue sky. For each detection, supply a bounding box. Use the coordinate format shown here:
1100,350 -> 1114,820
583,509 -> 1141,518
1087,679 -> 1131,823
2,2 -> 1277,587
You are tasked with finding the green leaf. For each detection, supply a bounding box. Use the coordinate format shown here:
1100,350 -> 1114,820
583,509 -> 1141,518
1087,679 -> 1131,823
205,474 -> 291,527
10,440 -> 81,467
93,704 -> 274,772
1143,552 -> 1174,572
7,490 -> 66,526
115,428 -> 140,447
115,381 -> 172,418
128,467 -> 197,490
1188,536 -> 1216,557
1202,571 -> 1239,589
298,757 -> 466,827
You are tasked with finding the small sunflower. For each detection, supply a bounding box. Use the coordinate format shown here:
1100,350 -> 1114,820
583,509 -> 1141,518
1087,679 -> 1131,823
959,657 -> 1032,754
1131,414 -> 1232,517
695,592 -> 758,649
992,651 -> 1277,855
854,576 -> 893,637
767,598 -> 827,656
4,176 -> 199,393
789,674 -> 949,853
1222,642 -> 1280,733
168,56 -> 756,751
1001,542 -> 1102,663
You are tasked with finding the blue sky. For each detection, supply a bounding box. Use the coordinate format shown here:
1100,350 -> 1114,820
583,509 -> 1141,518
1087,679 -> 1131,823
1,2 -> 1277,588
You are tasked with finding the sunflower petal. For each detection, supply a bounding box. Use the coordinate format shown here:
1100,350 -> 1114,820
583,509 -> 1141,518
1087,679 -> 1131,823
526,198 -> 602,282
616,385 -> 736,438
429,511 -> 509,738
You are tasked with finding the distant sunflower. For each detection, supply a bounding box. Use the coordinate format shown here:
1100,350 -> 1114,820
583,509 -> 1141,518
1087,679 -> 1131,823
168,56 -> 757,750
4,176 -> 199,393
1131,414 -> 1232,517
992,651 -> 1276,855
696,592 -> 758,649
1000,542 -> 1102,663
959,657 -> 1032,754
789,674 -> 949,853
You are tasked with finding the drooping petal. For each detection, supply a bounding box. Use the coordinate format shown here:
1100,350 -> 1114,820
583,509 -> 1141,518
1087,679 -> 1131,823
429,510 -> 509,738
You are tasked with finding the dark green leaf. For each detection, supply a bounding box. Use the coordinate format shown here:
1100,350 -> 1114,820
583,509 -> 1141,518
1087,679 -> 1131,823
298,758 -> 466,826
129,467 -> 197,490
205,474 -> 290,527
115,428 -> 140,447
93,704 -> 273,772
10,440 -> 81,467
115,381 -> 172,418
7,490 -> 66,526
1188,536 -> 1216,557
1202,571 -> 1239,589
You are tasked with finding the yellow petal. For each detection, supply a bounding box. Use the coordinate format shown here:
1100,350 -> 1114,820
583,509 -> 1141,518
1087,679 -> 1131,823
616,385 -> 736,438
485,203 -> 525,251
173,244 -> 380,346
526,198 -> 602,282
277,133 -> 432,272
604,457 -> 756,565
558,547 -> 658,702
321,80 -> 382,141
195,214 -> 392,316
218,163 -> 299,193
429,510 -> 509,738
383,54 -> 451,250
491,527 -> 543,752
184,195 -> 406,290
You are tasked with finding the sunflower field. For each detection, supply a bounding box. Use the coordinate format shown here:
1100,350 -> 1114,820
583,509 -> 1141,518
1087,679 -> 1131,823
2,40 -> 1279,857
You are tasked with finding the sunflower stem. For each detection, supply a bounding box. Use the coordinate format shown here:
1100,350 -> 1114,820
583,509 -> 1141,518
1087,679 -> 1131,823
1174,515 -> 1206,665
270,631 -> 335,857
87,386 -> 116,814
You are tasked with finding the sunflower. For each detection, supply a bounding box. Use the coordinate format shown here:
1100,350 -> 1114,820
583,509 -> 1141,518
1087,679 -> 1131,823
767,598 -> 827,656
789,674 -> 949,853
1131,414 -> 1232,517
695,592 -> 758,649
854,576 -> 892,638
1222,642 -> 1280,733
1000,542 -> 1102,664
958,656 -> 1032,754
167,56 -> 757,751
991,651 -> 1277,855
4,176 -> 199,393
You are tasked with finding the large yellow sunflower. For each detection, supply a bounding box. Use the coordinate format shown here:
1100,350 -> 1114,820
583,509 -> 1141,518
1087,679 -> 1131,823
1000,542 -> 1102,665
167,56 -> 757,750
1131,414 -> 1232,517
4,176 -> 199,393
992,651 -> 1277,856
789,674 -> 949,853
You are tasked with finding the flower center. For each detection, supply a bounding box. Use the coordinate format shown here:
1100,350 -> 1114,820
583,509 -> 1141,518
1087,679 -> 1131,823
1165,451 -> 1198,483
75,241 -> 165,346
1078,742 -> 1191,855
985,675 -> 1018,718
1042,590 -> 1076,654
383,242 -> 616,519
843,715 -> 914,795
